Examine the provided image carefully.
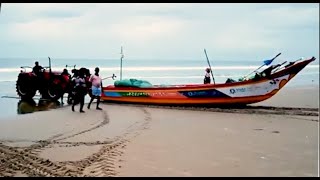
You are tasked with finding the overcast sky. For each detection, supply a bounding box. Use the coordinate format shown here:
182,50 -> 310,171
0,3 -> 319,61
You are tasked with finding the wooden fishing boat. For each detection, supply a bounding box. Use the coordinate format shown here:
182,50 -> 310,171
101,57 -> 316,106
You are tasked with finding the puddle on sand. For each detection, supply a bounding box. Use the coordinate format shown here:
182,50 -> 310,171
17,98 -> 63,115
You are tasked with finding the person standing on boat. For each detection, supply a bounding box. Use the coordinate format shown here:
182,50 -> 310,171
72,69 -> 87,113
87,67 -> 103,110
204,68 -> 211,84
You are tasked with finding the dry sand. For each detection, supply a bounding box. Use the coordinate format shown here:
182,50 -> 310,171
253,85 -> 319,108
0,87 -> 318,177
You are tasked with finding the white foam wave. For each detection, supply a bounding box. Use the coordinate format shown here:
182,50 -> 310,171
0,65 -> 318,73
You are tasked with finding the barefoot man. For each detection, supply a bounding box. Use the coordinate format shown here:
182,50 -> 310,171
87,67 -> 103,110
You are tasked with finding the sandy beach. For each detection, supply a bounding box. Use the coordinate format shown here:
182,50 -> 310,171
0,87 -> 318,177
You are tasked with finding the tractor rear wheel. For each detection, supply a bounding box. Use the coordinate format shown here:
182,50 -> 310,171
46,83 -> 64,101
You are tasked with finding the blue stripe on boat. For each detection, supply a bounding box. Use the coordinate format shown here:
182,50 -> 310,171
179,89 -> 231,98
104,92 -> 122,97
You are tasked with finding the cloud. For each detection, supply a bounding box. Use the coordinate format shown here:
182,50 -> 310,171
109,15 -> 186,43
0,3 -> 318,60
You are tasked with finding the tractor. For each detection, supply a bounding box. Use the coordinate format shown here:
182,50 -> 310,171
16,57 -> 71,101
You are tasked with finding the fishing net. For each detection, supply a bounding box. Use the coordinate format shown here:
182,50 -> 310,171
114,79 -> 153,88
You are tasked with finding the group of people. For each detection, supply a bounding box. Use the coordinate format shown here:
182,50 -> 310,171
32,61 -> 103,113
71,67 -> 103,113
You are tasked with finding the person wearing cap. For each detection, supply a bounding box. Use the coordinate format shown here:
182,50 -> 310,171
87,67 -> 103,110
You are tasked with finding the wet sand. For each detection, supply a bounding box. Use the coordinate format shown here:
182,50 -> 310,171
0,86 -> 318,177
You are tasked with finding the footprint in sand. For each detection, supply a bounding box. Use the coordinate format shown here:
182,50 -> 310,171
253,128 -> 264,131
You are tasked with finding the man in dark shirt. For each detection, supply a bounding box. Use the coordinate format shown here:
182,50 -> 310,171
32,61 -> 43,76
204,68 -> 211,84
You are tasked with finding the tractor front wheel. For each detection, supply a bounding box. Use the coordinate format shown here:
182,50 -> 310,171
16,76 -> 36,100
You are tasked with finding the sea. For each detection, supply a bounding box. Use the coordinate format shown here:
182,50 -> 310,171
0,57 -> 318,120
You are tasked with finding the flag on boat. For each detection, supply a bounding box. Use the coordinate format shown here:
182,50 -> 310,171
263,59 -> 274,66
263,53 -> 281,66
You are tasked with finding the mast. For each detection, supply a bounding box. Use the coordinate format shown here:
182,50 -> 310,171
120,46 -> 124,80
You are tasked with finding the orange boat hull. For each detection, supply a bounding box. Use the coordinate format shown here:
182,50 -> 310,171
101,58 -> 315,106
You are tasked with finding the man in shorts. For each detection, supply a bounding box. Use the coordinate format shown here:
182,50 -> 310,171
87,67 -> 103,110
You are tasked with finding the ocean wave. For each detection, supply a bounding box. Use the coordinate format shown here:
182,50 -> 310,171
0,65 -> 319,73
0,72 -> 318,83
0,76 -> 236,82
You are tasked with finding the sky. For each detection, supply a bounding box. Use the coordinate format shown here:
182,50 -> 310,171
0,3 -> 319,61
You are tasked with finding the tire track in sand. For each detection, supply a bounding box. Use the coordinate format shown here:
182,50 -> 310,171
0,110 -> 110,177
0,144 -> 83,177
22,110 -> 110,168
58,107 -> 152,177
85,107 -> 152,177
0,107 -> 152,177
53,110 -> 110,142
